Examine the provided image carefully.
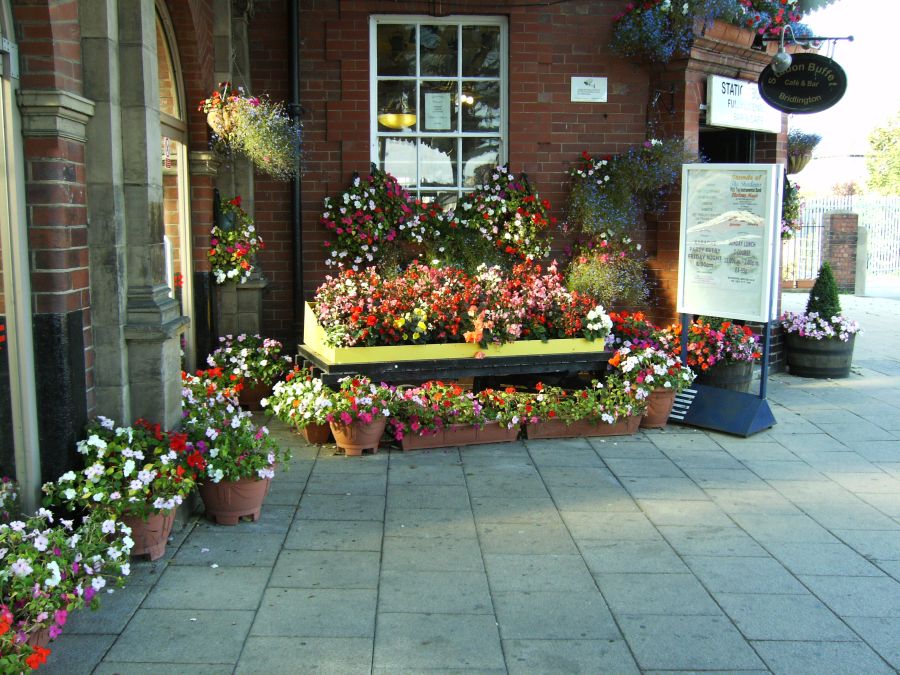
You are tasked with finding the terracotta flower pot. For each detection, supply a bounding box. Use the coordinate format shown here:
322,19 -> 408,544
124,509 -> 177,561
525,415 -> 641,439
641,388 -> 677,429
329,417 -> 386,456
302,422 -> 332,444
26,627 -> 51,649
239,381 -> 271,411
199,477 -> 271,526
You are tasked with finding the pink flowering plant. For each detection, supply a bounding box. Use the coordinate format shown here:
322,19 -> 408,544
206,333 -> 293,386
321,167 -> 439,270
608,345 -> 696,399
208,196 -> 264,285
43,417 -> 196,520
181,370 -> 289,483
780,262 -> 860,342
0,506 -> 133,670
324,376 -> 396,427
388,381 -> 490,440
265,366 -> 334,429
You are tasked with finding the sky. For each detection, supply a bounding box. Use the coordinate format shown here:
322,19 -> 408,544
789,0 -> 899,194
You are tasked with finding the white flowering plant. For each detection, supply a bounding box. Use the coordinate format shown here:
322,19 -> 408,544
264,366 -> 334,429
206,333 -> 293,387
608,345 -> 696,399
209,196 -> 264,285
779,311 -> 860,342
584,304 -> 614,342
181,370 -> 290,483
43,418 -> 196,521
324,376 -> 396,427
0,507 -> 133,671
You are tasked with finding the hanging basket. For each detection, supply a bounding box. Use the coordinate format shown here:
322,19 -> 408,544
206,108 -> 233,137
787,153 -> 813,175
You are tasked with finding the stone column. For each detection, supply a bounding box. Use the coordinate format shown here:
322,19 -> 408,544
118,0 -> 187,428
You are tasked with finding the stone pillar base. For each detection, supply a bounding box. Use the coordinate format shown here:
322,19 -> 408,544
215,277 -> 268,337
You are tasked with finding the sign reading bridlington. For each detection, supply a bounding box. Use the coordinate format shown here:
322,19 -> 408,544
678,164 -> 782,324
758,53 -> 847,114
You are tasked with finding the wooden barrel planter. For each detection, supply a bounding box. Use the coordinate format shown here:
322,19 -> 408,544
785,333 -> 855,379
695,361 -> 753,393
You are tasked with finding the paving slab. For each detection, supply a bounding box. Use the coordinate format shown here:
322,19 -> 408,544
799,575 -> 900,618
384,507 -> 477,539
386,483 -> 471,510
618,476 -> 709,501
483,554 -> 596,592
378,569 -> 493,614
752,639 -> 896,675
715,593 -> 857,641
538,466 -> 618,488
251,588 -> 376,637
476,521 -> 578,554
304,471 -> 388,495
269,549 -> 380,589
548,485 -> 640,513
524,438 -> 606,467
105,609 -> 254,663
464,470 -> 550,498
381,535 -> 484,572
62,583 -> 149,634
562,511 -> 661,541
832,528 -> 900,561
95,664 -> 233,674
173,530 -> 284,566
843,616 -> 900,670
388,463 -> 466,486
296,494 -> 386,521
470,496 -> 563,524
492,590 -> 620,640
617,614 -> 764,671
284,518 -> 383,551
603,457 -> 686,478
143,565 -> 270,609
596,572 -> 721,616
503,638 -> 639,674
658,525 -> 769,557
40,633 -> 117,675
373,613 -> 505,671
235,636 -> 373,674
684,555 -> 807,595
580,539 -> 689,575
636,498 -> 734,527
765,541 -> 888,577
729,512 -> 838,543
193,504 -> 296,535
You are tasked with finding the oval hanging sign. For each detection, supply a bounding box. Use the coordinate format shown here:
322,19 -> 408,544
758,53 -> 847,114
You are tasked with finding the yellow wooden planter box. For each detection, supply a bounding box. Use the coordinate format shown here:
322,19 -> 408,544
302,302 -> 609,366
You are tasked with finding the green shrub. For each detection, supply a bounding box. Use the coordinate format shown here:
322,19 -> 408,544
806,262 -> 842,318
565,249 -> 650,310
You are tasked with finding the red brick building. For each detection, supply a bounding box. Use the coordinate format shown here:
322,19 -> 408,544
0,0 -> 789,509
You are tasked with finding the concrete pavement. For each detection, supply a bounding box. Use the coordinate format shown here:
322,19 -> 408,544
42,292 -> 900,674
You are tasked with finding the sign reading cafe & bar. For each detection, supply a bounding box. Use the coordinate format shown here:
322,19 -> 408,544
758,53 -> 847,114
677,165 -> 782,324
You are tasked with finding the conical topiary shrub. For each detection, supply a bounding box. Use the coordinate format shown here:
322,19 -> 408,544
806,262 -> 841,319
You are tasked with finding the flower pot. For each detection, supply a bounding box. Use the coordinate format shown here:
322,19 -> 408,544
239,381 -> 271,411
785,333 -> 855,379
26,627 -> 51,649
693,18 -> 756,48
476,420 -> 520,444
641,388 -> 677,429
199,477 -> 271,526
206,108 -> 233,137
695,361 -> 753,393
124,509 -> 177,561
525,415 -> 641,439
330,417 -> 387,456
788,153 -> 813,175
302,422 -> 332,444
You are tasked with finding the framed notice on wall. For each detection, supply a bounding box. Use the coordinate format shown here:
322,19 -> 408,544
677,164 -> 783,323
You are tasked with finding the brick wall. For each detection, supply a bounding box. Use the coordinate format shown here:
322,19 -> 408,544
824,213 -> 858,293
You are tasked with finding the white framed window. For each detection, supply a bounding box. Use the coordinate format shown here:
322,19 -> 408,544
370,15 -> 507,209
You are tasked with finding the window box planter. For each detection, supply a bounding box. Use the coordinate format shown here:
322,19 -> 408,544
400,421 -> 520,451
524,415 -> 641,440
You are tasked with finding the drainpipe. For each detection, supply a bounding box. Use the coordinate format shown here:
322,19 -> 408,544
289,0 -> 304,339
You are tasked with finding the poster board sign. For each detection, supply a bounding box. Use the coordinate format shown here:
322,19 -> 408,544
677,164 -> 782,323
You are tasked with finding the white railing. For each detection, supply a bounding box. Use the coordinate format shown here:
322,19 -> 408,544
782,195 -> 900,281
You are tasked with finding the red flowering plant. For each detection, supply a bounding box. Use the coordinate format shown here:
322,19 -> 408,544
388,380 -> 490,441
321,167 -> 440,271
180,370 -> 288,483
323,376 -> 396,428
686,317 -> 762,371
0,507 -> 133,672
209,195 -> 264,285
608,311 -> 681,356
519,377 -> 647,426
474,386 -> 528,429
206,333 -> 293,387
450,165 -> 553,263
43,417 -> 196,520
0,323 -> 6,351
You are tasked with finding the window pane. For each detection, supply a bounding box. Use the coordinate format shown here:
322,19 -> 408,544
462,26 -> 500,77
378,81 -> 417,132
421,191 -> 459,210
421,25 -> 457,77
379,137 -> 417,186
462,138 -> 499,187
378,24 -> 416,76
420,137 -> 457,187
461,81 -> 500,132
420,81 -> 457,132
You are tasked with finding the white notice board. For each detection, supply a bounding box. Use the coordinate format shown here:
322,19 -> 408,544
677,164 -> 783,323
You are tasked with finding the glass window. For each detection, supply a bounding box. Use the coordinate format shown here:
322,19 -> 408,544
371,16 -> 506,203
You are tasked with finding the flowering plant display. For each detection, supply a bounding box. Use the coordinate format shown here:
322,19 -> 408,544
475,387 -> 528,429
206,333 -> 292,386
265,366 -> 334,429
209,196 -> 264,285
448,165 -> 553,263
519,377 -> 646,426
180,370 -> 288,483
0,508 -> 133,671
313,261 -> 604,348
781,176 -> 803,240
388,380 -> 501,440
43,417 -> 196,520
323,376 -> 395,427
787,129 -> 822,165
686,317 -> 762,370
321,167 -> 439,271
780,262 -> 860,342
0,477 -> 15,522
199,82 -> 301,181
565,247 -> 651,310
608,345 -> 696,398
607,310 -> 681,355
611,0 -> 809,63
0,323 -> 5,352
